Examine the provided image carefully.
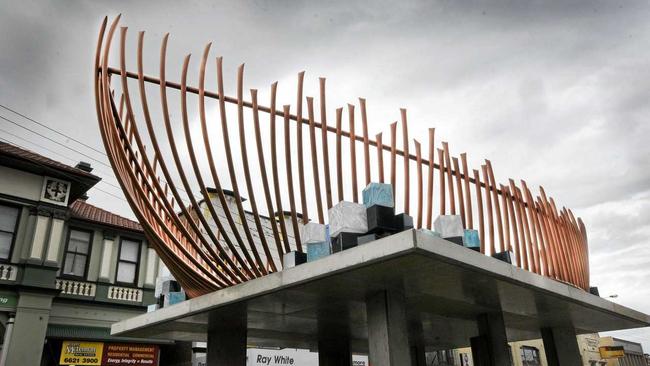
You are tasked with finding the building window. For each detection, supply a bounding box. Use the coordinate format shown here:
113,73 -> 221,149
520,346 -> 541,366
62,229 -> 93,278
116,238 -> 141,285
0,204 -> 20,261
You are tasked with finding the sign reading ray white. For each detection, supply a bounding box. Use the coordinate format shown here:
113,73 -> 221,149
245,348 -> 368,366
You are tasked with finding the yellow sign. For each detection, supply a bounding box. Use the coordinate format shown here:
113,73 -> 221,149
599,345 -> 625,359
59,341 -> 104,365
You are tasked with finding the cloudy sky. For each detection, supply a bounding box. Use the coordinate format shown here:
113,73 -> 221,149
1,0 -> 649,350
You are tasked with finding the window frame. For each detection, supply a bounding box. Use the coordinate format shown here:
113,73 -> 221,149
0,202 -> 21,263
115,236 -> 142,287
60,227 -> 94,280
520,346 -> 541,366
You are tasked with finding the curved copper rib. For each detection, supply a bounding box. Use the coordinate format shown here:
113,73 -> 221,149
360,98 -> 371,186
376,133 -> 384,183
296,72 -> 308,224
443,142 -> 455,215
438,148 -> 446,215
235,65 -> 276,272
461,153 -> 472,230
473,169 -> 485,254
481,165 -> 494,255
348,104 -> 358,203
95,16 -> 591,295
284,105 -> 303,252
270,85 -> 291,253
426,128 -> 435,230
414,140 -> 423,229
336,108 -> 344,203
319,78 -> 333,209
251,89 -> 284,262
401,109 -> 410,215
307,97 -> 324,224
452,157 -> 466,228
216,58 -> 265,274
486,160 -> 504,253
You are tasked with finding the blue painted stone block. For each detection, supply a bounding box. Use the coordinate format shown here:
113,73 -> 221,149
164,291 -> 186,306
362,183 -> 394,208
463,229 -> 480,249
307,241 -> 331,262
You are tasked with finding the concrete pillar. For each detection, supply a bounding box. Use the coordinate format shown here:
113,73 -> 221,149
44,211 -> 66,266
0,313 -> 15,366
3,290 -> 55,366
317,310 -> 352,366
207,304 -> 247,366
98,231 -> 115,282
27,208 -> 50,264
144,247 -> 157,288
475,312 -> 511,366
366,290 -> 412,366
541,327 -> 582,366
409,317 -> 426,366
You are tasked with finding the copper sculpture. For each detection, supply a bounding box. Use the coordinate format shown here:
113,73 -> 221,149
95,16 -> 590,297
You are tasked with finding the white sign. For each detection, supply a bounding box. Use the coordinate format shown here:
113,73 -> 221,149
193,348 -> 368,366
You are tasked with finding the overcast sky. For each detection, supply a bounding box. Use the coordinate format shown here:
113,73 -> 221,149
1,0 -> 649,350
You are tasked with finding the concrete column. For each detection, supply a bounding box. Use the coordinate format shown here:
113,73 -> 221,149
3,290 -> 55,366
409,317 -> 426,366
366,290 -> 412,366
207,304 -> 247,366
0,313 -> 15,366
541,327 -> 582,366
44,212 -> 66,266
317,310 -> 352,366
98,231 -> 115,282
27,209 -> 51,263
475,313 -> 511,366
144,247 -> 157,288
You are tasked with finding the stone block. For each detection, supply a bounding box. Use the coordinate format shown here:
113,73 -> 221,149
362,182 -> 394,208
491,251 -> 513,264
463,229 -> 480,250
283,251 -> 307,268
446,236 -> 463,245
434,215 -> 464,238
331,232 -> 359,253
395,213 -> 414,231
301,222 -> 327,244
307,241 -> 331,262
420,229 -> 441,238
164,291 -> 186,307
357,233 -> 378,245
328,201 -> 368,237
147,304 -> 159,313
366,205 -> 397,233
589,287 -> 600,296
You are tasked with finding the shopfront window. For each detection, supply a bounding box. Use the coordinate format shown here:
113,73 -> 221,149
116,238 -> 141,285
62,229 -> 93,278
0,204 -> 20,260
520,346 -> 541,366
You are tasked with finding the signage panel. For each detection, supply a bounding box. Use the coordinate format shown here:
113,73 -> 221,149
59,341 -> 104,365
599,345 -> 625,359
59,341 -> 159,366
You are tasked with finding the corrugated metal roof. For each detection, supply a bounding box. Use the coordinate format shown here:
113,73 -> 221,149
70,200 -> 143,232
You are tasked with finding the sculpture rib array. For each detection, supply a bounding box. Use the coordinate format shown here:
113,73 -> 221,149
94,16 -> 590,298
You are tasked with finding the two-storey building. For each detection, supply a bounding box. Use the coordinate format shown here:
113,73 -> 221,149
0,141 -> 177,366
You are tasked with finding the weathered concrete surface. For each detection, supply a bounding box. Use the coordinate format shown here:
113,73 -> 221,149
112,230 -> 650,352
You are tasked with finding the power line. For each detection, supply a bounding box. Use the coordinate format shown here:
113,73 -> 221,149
0,127 -> 123,189
0,105 -> 192,197
0,103 -> 108,157
0,137 -> 129,203
0,114 -> 113,169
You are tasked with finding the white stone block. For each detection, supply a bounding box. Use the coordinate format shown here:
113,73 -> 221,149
328,201 -> 368,237
433,215 -> 464,238
300,222 -> 327,244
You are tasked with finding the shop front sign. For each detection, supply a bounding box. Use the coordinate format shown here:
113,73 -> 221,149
59,341 -> 159,366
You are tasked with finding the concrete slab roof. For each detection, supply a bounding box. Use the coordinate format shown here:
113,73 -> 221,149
112,230 -> 650,352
